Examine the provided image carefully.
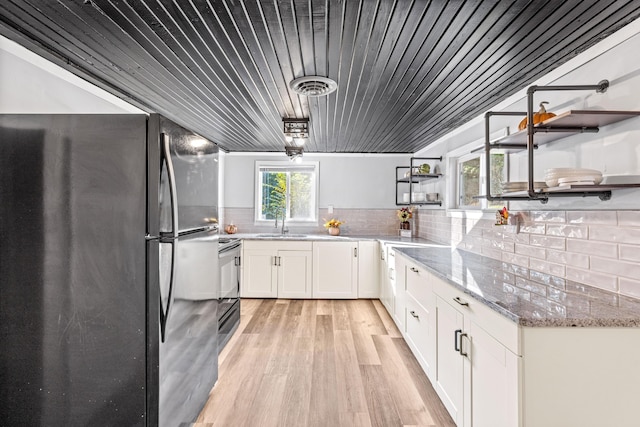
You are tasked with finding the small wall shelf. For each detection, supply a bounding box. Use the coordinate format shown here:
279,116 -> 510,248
396,157 -> 443,206
482,80 -> 640,203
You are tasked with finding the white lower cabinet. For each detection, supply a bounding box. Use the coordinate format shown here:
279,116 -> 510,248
277,250 -> 312,298
395,252 -> 519,427
434,295 -> 465,425
465,318 -> 519,427
312,241 -> 358,298
241,240 -> 312,298
379,242 -> 395,314
357,240 -> 380,298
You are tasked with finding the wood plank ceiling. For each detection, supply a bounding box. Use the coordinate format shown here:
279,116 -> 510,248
1,1 -> 639,153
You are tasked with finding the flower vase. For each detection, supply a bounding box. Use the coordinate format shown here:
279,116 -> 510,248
400,221 -> 410,230
328,227 -> 340,236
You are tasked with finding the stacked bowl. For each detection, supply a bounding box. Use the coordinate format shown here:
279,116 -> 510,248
544,168 -> 603,187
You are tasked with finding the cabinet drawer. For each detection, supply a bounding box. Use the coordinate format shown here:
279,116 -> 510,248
405,261 -> 433,309
433,276 -> 520,355
243,240 -> 312,251
405,293 -> 435,377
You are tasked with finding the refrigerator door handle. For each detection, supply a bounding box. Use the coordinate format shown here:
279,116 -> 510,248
159,239 -> 177,343
161,133 -> 179,239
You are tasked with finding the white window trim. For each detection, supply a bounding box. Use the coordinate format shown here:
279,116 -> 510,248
455,152 -> 486,210
254,160 -> 319,226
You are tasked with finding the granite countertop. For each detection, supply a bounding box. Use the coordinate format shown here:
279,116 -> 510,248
395,246 -> 640,328
231,232 -> 440,245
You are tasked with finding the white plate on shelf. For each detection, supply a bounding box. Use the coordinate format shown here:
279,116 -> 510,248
557,177 -> 597,186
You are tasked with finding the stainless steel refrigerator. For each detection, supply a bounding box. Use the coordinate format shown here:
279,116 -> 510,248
0,113 -> 220,426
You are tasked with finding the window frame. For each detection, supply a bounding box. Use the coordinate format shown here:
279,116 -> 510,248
454,152 -> 507,210
254,160 -> 319,225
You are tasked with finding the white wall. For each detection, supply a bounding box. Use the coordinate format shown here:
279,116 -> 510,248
416,18 -> 640,211
224,153 -> 410,209
0,35 -> 143,113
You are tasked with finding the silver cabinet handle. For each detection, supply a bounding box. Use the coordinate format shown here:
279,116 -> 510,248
410,310 -> 419,319
453,296 -> 469,307
354,247 -> 358,258
410,267 -> 419,273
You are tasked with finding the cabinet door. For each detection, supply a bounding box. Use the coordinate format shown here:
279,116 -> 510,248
379,244 -> 393,313
465,319 -> 519,427
435,295 -> 465,425
312,241 -> 357,298
277,250 -> 312,299
405,294 -> 436,378
241,249 -> 277,297
393,254 -> 407,332
357,241 -> 380,298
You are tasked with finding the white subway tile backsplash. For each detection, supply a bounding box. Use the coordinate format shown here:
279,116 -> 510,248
619,277 -> 640,299
566,238 -> 617,258
590,256 -> 640,280
529,258 -> 566,277
567,210 -> 617,225
618,211 -> 640,227
589,226 -> 640,244
528,211 -> 566,223
529,235 -> 566,250
519,224 -> 546,235
514,233 -> 531,245
566,267 -> 618,292
418,208 -> 638,301
545,224 -> 589,239
501,252 -> 529,268
620,244 -> 640,262
515,244 -> 546,260
545,249 -> 568,265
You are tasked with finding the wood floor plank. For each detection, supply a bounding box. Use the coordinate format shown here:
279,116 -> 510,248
277,336 -> 314,426
286,298 -> 304,315
352,331 -> 382,365
334,330 -> 369,414
392,337 -> 456,427
242,299 -> 276,334
332,299 -> 351,331
307,314 -> 340,427
373,334 -> 435,426
339,411 -> 373,427
297,299 -> 318,338
317,299 -> 333,315
360,364 -> 403,427
244,373 -> 288,427
349,299 -> 388,336
372,299 -> 403,338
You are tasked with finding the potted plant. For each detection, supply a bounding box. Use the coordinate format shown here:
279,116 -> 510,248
397,207 -> 412,230
323,218 -> 344,235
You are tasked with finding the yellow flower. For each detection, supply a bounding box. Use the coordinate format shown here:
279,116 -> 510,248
397,207 -> 412,222
323,218 -> 344,228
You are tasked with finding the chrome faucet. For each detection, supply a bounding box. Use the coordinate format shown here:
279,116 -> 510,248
281,211 -> 288,235
274,209 -> 288,234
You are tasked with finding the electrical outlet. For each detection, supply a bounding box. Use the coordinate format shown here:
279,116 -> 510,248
328,205 -> 333,214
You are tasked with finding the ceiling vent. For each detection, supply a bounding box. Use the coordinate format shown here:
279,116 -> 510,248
290,76 -> 337,97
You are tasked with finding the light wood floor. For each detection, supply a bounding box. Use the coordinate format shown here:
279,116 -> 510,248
195,299 -> 455,427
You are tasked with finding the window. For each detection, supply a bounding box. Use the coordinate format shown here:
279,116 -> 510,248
456,153 -> 505,209
255,161 -> 318,223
